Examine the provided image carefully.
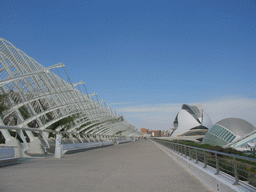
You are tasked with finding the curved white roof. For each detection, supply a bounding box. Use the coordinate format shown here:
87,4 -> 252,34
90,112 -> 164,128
172,109 -> 201,137
202,111 -> 213,129
216,118 -> 255,138
172,104 -> 212,137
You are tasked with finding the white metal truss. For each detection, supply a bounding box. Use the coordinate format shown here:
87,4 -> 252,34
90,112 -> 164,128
0,38 -> 141,148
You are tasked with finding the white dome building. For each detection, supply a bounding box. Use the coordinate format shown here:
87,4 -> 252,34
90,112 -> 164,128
171,104 -> 213,138
202,118 -> 256,148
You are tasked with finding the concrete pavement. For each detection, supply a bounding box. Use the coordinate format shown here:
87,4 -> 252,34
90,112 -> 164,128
0,140 -> 211,192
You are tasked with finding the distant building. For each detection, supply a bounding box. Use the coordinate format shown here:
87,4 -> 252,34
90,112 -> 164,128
161,130 -> 170,137
148,130 -> 161,137
141,128 -> 149,134
140,128 -> 161,137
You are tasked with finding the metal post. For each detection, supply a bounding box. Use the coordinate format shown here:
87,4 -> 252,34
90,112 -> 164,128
203,151 -> 207,168
17,129 -> 29,151
189,148 -> 192,160
215,153 -> 219,175
0,129 -> 12,142
195,149 -> 198,164
233,157 -> 239,185
184,146 -> 187,158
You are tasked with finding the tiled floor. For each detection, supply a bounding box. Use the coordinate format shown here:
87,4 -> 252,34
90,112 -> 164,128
0,140 -> 211,192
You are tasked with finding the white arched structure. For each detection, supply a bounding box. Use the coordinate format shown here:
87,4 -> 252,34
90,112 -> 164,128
0,38 -> 141,155
171,104 -> 213,137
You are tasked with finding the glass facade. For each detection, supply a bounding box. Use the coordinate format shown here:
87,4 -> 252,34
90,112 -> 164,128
202,124 -> 236,146
173,114 -> 178,128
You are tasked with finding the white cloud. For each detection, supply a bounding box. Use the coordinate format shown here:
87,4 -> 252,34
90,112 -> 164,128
116,96 -> 256,130
201,97 -> 256,125
118,103 -> 181,113
109,102 -> 135,105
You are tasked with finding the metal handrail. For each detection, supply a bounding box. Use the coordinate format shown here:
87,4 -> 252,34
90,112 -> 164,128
154,139 -> 256,187
0,125 -> 134,140
172,142 -> 256,162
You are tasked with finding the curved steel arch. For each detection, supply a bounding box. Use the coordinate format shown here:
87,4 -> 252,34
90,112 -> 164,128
0,37 -> 141,144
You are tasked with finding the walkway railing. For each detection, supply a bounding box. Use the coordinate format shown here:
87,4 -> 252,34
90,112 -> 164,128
154,139 -> 256,187
1,125 -> 137,158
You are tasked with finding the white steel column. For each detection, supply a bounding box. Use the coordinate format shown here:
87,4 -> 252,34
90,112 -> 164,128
54,133 -> 62,158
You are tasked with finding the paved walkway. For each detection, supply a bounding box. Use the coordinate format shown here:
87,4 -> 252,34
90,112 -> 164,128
0,140 -> 211,192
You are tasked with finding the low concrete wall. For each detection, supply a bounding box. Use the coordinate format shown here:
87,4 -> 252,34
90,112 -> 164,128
153,141 -> 256,192
62,141 -> 114,154
116,139 -> 131,144
0,147 -> 15,159
0,147 -> 20,166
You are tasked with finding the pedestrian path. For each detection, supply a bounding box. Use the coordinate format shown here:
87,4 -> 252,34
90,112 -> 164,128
0,140 -> 211,192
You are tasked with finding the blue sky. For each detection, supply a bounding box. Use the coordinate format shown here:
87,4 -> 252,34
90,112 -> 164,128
1,0 -> 255,130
